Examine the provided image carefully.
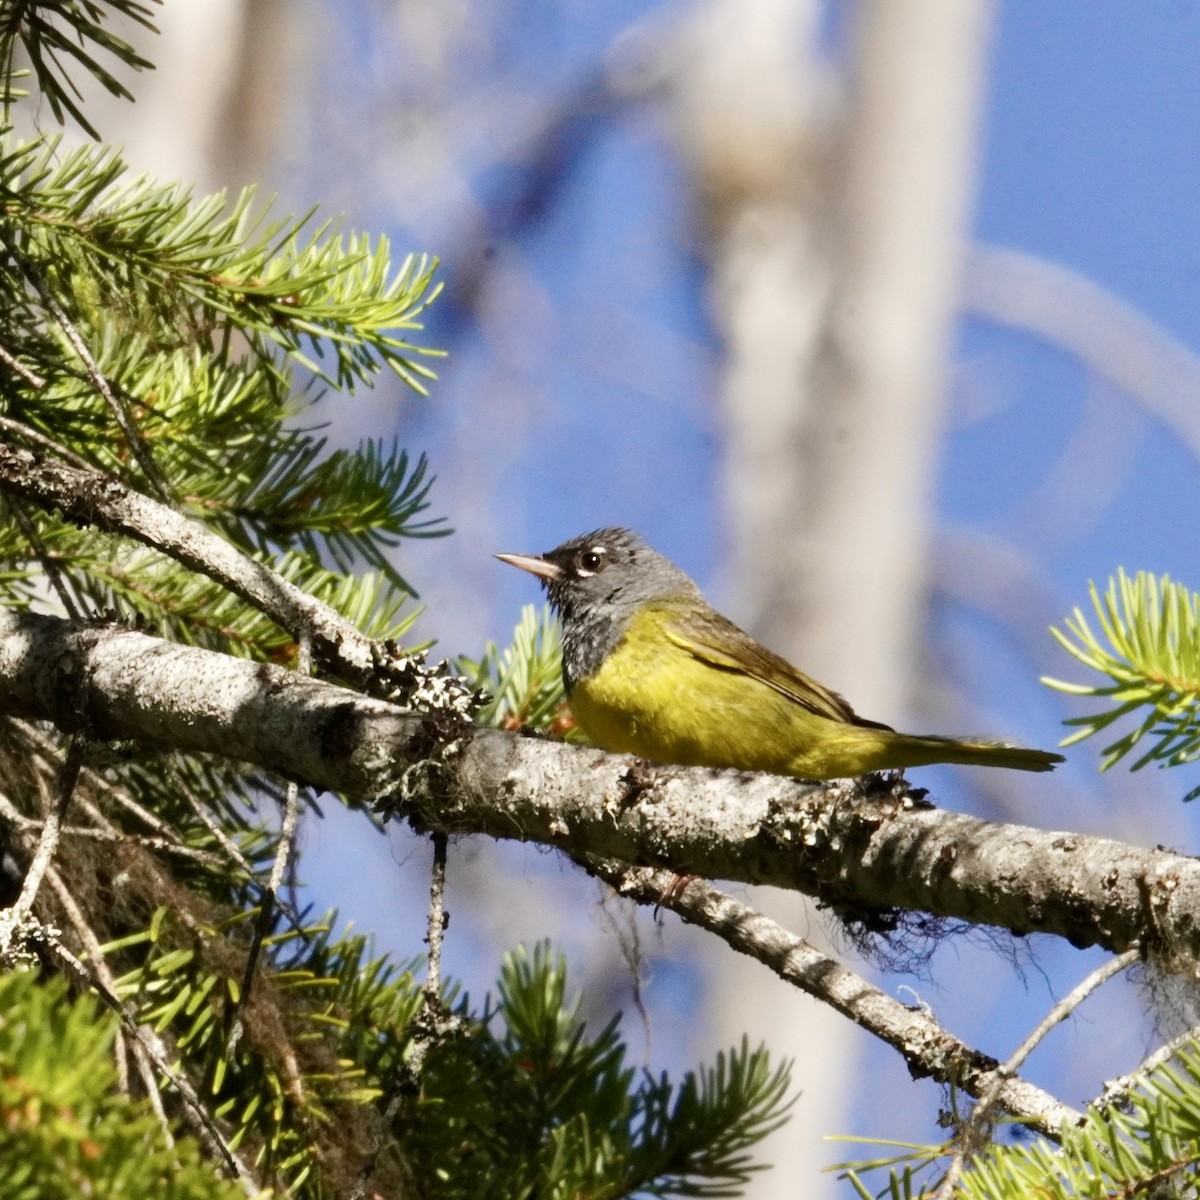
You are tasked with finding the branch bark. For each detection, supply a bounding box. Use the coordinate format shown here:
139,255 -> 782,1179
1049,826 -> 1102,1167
0,442 -> 390,687
580,856 -> 1082,1137
2,606 -> 1197,964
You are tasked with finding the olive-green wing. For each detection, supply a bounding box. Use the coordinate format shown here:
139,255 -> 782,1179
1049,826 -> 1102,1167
661,607 -> 892,731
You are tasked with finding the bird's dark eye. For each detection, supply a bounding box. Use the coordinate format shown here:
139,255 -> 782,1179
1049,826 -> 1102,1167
578,549 -> 604,573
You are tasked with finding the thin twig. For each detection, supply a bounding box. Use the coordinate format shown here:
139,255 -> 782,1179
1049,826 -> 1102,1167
273,781 -> 303,895
273,630 -> 312,901
594,883 -> 652,1047
13,770 -> 230,1168
227,633 -> 311,1056
15,719 -> 187,845
51,939 -> 259,1193
8,736 -> 84,921
181,789 -> 306,935
0,804 -> 224,867
10,785 -> 136,1117
182,788 -> 263,876
13,719 -> 304,925
350,831 -> 454,1200
113,1028 -> 131,1096
1096,1021 -> 1200,1112
4,723 -> 220,869
423,831 -> 449,1005
579,856 -> 1082,1138
0,415 -> 92,469
5,496 -> 81,617
0,339 -> 46,389
1,761 -> 180,1144
934,947 -> 1141,1199
131,1034 -> 176,1150
42,865 -> 175,1150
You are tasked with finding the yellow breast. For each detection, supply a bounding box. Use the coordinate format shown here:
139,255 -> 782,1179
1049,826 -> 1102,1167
567,604 -> 892,777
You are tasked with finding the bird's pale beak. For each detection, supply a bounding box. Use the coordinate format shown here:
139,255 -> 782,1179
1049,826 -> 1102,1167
495,552 -> 562,582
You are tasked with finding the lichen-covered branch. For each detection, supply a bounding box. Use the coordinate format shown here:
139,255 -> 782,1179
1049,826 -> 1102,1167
579,856 -> 1082,1137
0,442 -> 457,704
0,607 -> 1197,964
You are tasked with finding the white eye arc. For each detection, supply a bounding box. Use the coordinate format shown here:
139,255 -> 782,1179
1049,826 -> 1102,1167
577,547 -> 606,576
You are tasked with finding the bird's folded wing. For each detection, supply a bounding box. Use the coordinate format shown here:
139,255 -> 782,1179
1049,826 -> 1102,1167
661,610 -> 891,730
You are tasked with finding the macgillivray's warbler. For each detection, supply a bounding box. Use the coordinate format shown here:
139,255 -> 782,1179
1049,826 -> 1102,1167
497,527 -> 1064,779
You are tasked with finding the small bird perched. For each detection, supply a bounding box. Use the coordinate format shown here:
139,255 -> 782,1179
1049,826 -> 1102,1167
497,527 -> 1064,780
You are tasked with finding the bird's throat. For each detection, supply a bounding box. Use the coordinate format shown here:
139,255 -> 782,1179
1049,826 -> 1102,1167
560,607 -> 624,696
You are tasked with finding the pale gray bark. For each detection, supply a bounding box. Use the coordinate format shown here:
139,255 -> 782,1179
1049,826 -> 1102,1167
0,605 -> 1193,965
0,444 -> 378,681
0,444 -> 472,718
583,857 -> 1082,1137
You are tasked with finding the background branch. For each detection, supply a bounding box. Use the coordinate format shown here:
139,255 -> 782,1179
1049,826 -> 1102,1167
0,442 -> 431,692
581,856 -> 1081,1137
934,947 -> 1138,1197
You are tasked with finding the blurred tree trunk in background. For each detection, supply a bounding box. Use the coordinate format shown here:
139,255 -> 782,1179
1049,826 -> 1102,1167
10,1 -> 244,190
676,1 -> 992,1193
25,0 -> 297,196
217,0 -> 304,193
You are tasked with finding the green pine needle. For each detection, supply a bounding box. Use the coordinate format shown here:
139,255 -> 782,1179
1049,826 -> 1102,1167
837,1039 -> 1200,1197
1,134 -> 444,396
1043,569 -> 1200,788
402,943 -> 793,1199
0,1 -> 158,139
0,969 -> 245,1200
462,603 -> 568,732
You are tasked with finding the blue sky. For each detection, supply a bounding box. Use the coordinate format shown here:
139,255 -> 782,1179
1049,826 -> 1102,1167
981,3 -> 1200,343
290,0 -> 1200,1180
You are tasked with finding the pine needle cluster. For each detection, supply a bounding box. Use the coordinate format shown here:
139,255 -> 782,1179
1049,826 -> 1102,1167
841,1039 -> 1200,1198
1044,569 -> 1200,794
0,968 -> 245,1200
462,602 -> 571,732
401,945 -> 792,1199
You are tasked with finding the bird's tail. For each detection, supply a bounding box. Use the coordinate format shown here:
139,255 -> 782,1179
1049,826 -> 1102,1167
882,732 -> 1064,773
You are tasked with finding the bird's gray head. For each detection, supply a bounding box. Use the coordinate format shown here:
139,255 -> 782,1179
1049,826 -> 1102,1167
496,527 -> 700,687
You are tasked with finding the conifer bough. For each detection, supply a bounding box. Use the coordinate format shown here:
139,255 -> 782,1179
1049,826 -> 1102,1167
1,605 -> 1198,965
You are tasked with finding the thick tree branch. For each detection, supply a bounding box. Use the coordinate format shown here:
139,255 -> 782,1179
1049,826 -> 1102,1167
1,608 -> 1198,964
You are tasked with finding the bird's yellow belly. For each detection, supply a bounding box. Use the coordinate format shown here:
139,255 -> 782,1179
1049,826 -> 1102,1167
568,612 -> 891,778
